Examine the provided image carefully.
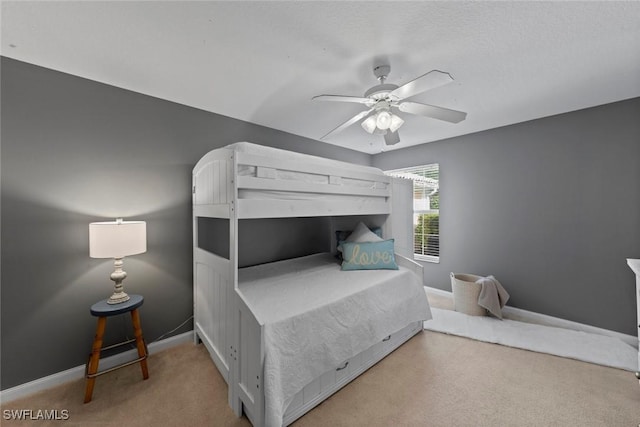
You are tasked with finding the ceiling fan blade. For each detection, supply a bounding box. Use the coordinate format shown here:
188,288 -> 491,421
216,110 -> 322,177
320,108 -> 374,140
390,70 -> 454,100
384,130 -> 400,145
313,95 -> 375,106
398,101 -> 467,123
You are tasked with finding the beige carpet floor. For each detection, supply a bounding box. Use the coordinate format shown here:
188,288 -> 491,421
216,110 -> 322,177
2,293 -> 639,426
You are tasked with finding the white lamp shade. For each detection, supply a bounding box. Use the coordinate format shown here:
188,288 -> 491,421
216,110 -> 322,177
89,220 -> 147,258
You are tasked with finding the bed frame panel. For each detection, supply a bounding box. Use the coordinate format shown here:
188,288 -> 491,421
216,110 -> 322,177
236,294 -> 265,426
193,248 -> 231,382
237,198 -> 391,219
235,151 -> 388,183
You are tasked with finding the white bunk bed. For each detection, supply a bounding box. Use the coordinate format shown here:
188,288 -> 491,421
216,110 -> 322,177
193,142 -> 432,426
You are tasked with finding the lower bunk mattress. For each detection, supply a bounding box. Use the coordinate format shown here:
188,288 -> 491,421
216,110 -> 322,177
237,252 -> 432,426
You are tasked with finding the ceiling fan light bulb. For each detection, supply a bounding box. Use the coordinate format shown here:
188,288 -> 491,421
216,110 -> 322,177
361,115 -> 377,134
389,114 -> 404,133
376,111 -> 392,130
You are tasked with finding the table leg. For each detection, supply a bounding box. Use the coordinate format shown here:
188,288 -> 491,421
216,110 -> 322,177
131,308 -> 149,380
84,316 -> 106,403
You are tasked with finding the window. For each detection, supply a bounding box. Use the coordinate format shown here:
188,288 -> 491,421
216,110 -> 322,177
385,164 -> 440,263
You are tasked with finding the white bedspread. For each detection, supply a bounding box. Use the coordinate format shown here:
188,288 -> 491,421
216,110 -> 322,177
238,253 -> 432,427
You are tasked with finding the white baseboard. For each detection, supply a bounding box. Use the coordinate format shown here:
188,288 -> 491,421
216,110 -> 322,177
0,331 -> 193,404
425,286 -> 638,349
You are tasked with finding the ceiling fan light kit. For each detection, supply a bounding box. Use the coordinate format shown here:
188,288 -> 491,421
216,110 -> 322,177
313,64 -> 467,145
361,115 -> 377,134
375,110 -> 392,129
361,110 -> 404,134
388,113 -> 404,132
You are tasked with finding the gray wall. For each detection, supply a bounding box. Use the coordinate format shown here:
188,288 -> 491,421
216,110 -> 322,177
373,98 -> 640,335
0,57 -> 370,390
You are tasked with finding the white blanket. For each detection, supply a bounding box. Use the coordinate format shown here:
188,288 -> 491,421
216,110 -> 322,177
238,253 -> 432,427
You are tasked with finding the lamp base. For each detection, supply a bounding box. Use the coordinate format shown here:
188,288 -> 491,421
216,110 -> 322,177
107,257 -> 130,304
107,291 -> 130,305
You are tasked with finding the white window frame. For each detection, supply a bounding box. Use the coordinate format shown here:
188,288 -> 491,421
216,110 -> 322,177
385,164 -> 440,263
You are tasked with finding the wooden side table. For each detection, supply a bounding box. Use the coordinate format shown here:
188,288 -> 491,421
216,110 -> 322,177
84,294 -> 149,403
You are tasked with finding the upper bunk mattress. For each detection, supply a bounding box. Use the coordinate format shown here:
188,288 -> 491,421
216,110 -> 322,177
237,252 -> 432,427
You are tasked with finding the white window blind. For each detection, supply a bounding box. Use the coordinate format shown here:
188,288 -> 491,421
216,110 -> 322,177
385,164 -> 440,263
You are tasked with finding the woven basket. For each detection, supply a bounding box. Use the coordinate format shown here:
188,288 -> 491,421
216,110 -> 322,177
450,273 -> 487,316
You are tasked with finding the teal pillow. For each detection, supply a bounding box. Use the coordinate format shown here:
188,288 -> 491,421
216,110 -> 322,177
341,239 -> 399,271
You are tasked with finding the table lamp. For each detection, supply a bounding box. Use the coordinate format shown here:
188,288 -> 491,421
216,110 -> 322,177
89,218 -> 146,304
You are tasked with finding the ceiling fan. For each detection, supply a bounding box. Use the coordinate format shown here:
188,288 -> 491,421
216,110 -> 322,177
312,65 -> 467,145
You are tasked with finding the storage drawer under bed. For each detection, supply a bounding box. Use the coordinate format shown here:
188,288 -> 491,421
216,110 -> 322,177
282,321 -> 423,426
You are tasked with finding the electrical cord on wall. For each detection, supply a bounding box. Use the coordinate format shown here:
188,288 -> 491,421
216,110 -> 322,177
121,315 -> 194,349
152,315 -> 194,343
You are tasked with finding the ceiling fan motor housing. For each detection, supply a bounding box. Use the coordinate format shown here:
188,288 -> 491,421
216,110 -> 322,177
364,83 -> 399,100
366,64 -> 400,100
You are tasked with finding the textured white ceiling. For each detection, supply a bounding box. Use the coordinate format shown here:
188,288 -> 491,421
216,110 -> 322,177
2,1 -> 640,154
